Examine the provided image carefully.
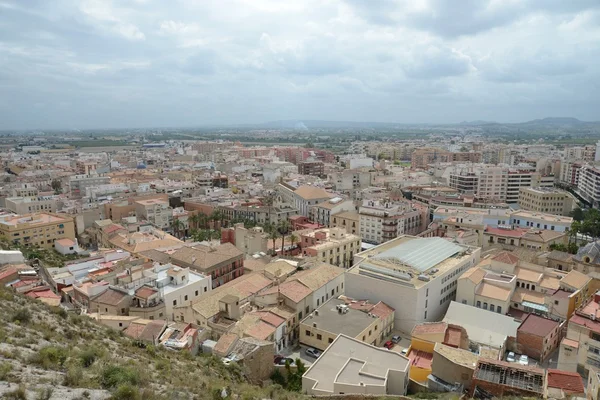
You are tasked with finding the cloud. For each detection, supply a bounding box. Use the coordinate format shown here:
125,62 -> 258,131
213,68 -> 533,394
0,0 -> 599,129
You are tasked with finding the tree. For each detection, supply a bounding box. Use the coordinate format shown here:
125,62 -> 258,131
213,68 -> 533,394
51,179 -> 62,195
189,214 -> 199,231
570,207 -> 585,222
290,233 -> 298,254
269,229 -> 280,255
171,219 -> 184,239
278,220 -> 291,256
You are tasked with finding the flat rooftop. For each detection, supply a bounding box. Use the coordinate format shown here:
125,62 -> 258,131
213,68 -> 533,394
303,334 -> 409,393
349,236 -> 474,288
0,213 -> 67,227
301,298 -> 376,337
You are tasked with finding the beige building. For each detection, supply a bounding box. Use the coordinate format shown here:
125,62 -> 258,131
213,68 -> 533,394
330,210 -> 360,235
483,226 -> 567,251
310,198 -> 355,227
4,196 -> 58,214
135,199 -> 173,230
277,183 -> 333,218
300,297 -> 394,351
0,212 -> 76,249
302,334 -> 409,396
232,223 -> 268,255
431,342 -> 478,390
300,227 -> 361,268
518,187 -> 575,216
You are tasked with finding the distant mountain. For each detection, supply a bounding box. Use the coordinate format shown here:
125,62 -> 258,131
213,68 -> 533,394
459,120 -> 497,126
520,117 -> 585,126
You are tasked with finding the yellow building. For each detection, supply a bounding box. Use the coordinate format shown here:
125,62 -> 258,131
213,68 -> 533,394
330,211 -> 360,235
300,297 -> 394,351
0,212 -> 76,249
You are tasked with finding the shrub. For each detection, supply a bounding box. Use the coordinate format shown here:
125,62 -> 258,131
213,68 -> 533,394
101,365 -> 141,389
30,346 -> 68,369
0,361 -> 13,380
79,348 -> 101,368
5,384 -> 27,400
111,384 -> 140,400
36,387 -> 54,400
11,308 -> 31,324
270,369 -> 286,386
63,365 -> 83,387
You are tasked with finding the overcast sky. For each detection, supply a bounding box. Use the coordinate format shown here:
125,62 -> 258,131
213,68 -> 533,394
1,0 -> 600,129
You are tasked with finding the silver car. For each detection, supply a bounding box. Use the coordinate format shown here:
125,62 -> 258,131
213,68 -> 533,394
305,347 -> 321,359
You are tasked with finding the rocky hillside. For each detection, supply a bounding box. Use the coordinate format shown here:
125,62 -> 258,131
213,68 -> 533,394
0,288 -> 304,400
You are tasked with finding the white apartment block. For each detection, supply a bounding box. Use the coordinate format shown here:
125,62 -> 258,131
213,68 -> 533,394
359,200 -> 423,244
518,187 -> 575,216
346,236 -> 480,333
310,197 -> 355,227
157,265 -> 212,321
559,160 -> 583,186
578,164 -> 600,208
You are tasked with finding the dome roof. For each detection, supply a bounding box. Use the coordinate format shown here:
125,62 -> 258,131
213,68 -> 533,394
574,240 -> 600,264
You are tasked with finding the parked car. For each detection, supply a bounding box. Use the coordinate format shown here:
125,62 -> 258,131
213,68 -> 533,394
507,352 -> 516,362
383,341 -> 394,350
278,357 -> 294,366
519,355 -> 529,365
400,348 -> 409,355
305,347 -> 321,358
392,335 -> 402,344
273,355 -> 284,364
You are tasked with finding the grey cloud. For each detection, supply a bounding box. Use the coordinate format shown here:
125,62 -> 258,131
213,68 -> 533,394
403,46 -> 474,79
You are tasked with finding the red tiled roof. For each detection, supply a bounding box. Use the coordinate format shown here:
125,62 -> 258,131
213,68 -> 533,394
135,286 -> 159,300
412,322 -> 447,336
370,301 -> 394,319
25,287 -> 60,300
260,312 -> 285,327
105,224 -> 126,234
561,338 -> 579,349
408,349 -> 433,369
444,327 -> 463,348
492,251 -> 519,265
518,314 -> 559,337
570,314 -> 600,335
0,267 -> 18,281
485,227 -> 527,238
547,369 -> 585,394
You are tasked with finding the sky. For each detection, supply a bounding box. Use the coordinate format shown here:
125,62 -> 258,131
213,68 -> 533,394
1,0 -> 600,130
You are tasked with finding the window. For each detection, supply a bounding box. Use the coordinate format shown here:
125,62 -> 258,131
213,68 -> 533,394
317,334 -> 322,340
497,306 -> 502,314
341,283 -> 343,289
299,312 -> 303,319
424,311 -> 427,319
425,299 -> 428,308
331,289 -> 334,296
173,300 -> 177,306
329,338 -> 333,344
490,304 -> 495,312
462,300 -> 467,304
204,287 -> 207,292
317,299 -> 320,306
305,330 -> 311,336
554,300 -> 559,305
476,301 -> 481,308
483,302 -> 488,310
105,308 -> 108,312
184,295 -> 188,301
305,306 -> 309,314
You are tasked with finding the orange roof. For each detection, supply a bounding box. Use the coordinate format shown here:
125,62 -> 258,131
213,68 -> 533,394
547,369 -> 585,394
245,321 -> 276,340
561,338 -> 579,349
135,286 -> 159,300
260,280 -> 312,303
412,322 -> 447,336
370,301 -> 394,319
444,327 -> 463,348
408,349 -> 433,369
260,312 -> 285,327
492,251 -> 519,265
476,282 -> 511,301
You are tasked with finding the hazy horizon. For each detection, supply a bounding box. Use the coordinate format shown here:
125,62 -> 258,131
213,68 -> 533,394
1,1 -> 599,130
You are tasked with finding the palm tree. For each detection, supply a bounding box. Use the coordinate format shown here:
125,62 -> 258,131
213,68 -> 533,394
278,219 -> 291,256
290,233 -> 298,255
189,214 -> 199,231
171,219 -> 183,239
210,210 -> 225,229
269,229 -> 280,256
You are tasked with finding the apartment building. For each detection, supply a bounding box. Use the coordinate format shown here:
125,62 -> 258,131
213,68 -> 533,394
359,200 -> 425,244
135,199 -> 173,230
277,183 -> 333,218
328,170 -> 374,192
483,226 -> 567,251
518,187 -> 574,216
0,212 -> 76,249
578,164 -> 600,207
411,148 -> 481,169
298,161 -> 324,176
310,197 -> 355,227
510,210 -> 573,232
299,297 -> 394,351
506,170 -> 554,203
300,227 -> 361,268
169,243 -> 244,289
302,334 -> 409,396
69,174 -> 110,197
330,210 -> 359,235
75,161 -> 98,175
558,292 -> 600,377
12,186 -> 39,197
346,236 -> 480,333
4,195 -> 58,214
104,194 -> 169,221
559,160 -> 583,187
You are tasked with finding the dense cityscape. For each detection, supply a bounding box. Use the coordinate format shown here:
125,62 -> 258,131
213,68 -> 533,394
2,0 -> 600,399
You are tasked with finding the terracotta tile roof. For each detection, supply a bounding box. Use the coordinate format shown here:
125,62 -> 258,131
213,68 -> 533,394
551,289 -> 571,299
135,286 -> 159,300
523,229 -> 566,242
518,314 -> 559,337
476,282 -> 511,301
55,238 -> 75,247
293,185 -> 332,200
123,319 -> 166,342
459,267 -> 486,285
260,312 -> 285,328
369,301 -> 394,319
511,288 -> 545,305
245,321 -> 276,341
105,224 -> 126,234
170,243 -> 243,271
485,227 -> 526,238
540,275 -> 560,291
547,250 -> 572,262
492,251 -> 519,265
514,267 -> 542,283
293,262 -> 344,291
408,349 -> 433,369
93,288 -> 129,306
547,369 -> 585,394
260,280 -> 312,303
214,333 -> 239,355
569,314 -> 600,335
560,269 -> 591,289
412,322 -> 447,336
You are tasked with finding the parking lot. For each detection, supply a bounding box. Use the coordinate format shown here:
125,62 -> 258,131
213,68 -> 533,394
278,344 -> 315,366
504,351 -> 538,367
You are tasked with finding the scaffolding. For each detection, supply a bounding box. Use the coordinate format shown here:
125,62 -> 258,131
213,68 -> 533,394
475,361 -> 544,394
